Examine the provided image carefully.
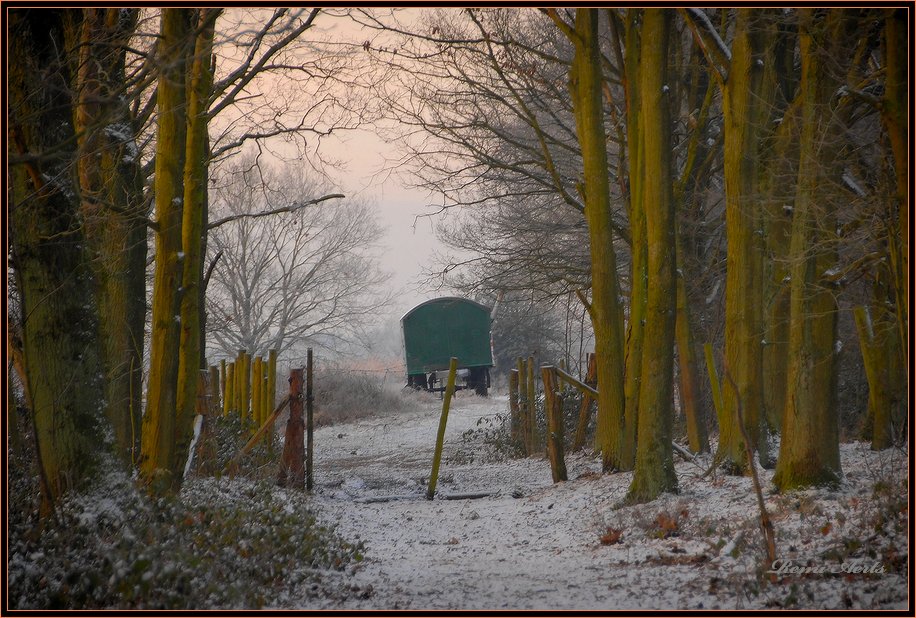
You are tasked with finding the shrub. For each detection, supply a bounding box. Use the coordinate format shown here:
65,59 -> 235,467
8,464 -> 364,610
312,366 -> 421,426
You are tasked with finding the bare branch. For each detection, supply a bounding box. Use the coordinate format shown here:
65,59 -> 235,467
206,193 -> 344,230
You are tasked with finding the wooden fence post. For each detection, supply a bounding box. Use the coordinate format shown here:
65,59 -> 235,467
191,369 -> 216,476
208,365 -> 221,416
220,359 -> 226,409
516,357 -> 528,456
573,353 -> 597,450
306,348 -> 314,491
267,349 -> 277,421
252,356 -> 263,428
541,366 -> 568,482
235,349 -> 244,417
241,351 -> 250,423
427,357 -> 458,500
278,368 -> 305,488
527,355 -> 537,455
224,362 -> 233,415
261,360 -> 271,452
508,369 -> 521,447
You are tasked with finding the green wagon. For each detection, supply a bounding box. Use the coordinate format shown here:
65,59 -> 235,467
401,297 -> 494,396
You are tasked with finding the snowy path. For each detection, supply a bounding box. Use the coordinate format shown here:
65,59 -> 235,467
285,392 -> 908,611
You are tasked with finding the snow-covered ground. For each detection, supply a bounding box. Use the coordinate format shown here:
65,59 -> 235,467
281,391 -> 909,611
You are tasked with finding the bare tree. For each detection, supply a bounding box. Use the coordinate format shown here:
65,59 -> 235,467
205,158 -> 390,360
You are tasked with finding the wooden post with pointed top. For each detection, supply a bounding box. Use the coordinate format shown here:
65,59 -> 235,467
427,357 -> 458,500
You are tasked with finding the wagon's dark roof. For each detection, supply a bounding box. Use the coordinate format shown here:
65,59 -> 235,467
400,296 -> 491,323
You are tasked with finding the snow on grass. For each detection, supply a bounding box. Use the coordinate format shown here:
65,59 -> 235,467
288,392 -> 908,611
8,391 -> 907,610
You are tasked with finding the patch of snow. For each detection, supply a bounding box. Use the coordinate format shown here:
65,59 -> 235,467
705,279 -> 721,305
280,393 -> 908,610
842,170 -> 867,198
183,414 -> 204,479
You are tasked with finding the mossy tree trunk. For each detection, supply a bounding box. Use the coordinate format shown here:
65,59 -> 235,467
73,8 -> 147,467
176,8 -> 220,483
566,8 -> 628,472
626,8 -> 678,504
773,9 -> 856,491
670,34 -> 716,455
880,9 -> 908,371
719,9 -> 775,473
9,9 -> 106,513
760,98 -> 800,436
141,8 -> 194,494
854,304 -> 905,450
620,9 -> 644,471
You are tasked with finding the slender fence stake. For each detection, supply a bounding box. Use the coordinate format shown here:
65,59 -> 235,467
208,365 -> 221,416
306,348 -> 314,491
220,359 -> 227,411
427,357 -> 458,500
508,369 -> 521,448
541,366 -> 568,482
186,369 -> 215,477
517,357 -> 529,456
278,369 -> 305,488
527,355 -> 537,454
225,361 -> 234,415
267,349 -> 277,418
252,356 -> 263,427
235,349 -> 245,417
573,353 -> 597,450
242,353 -> 247,419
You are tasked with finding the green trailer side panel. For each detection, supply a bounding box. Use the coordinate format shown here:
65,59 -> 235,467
402,297 -> 493,375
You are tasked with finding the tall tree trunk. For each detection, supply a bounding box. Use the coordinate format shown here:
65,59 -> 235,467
881,8 -> 908,369
569,8 -> 628,472
760,99 -> 800,436
176,8 -> 219,483
854,303 -> 904,450
73,8 -> 147,467
9,9 -> 106,513
141,8 -> 194,493
675,232 -> 709,453
620,9 -> 644,471
719,9 -> 772,473
626,8 -> 678,503
773,9 -> 853,491
672,37 -> 715,455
